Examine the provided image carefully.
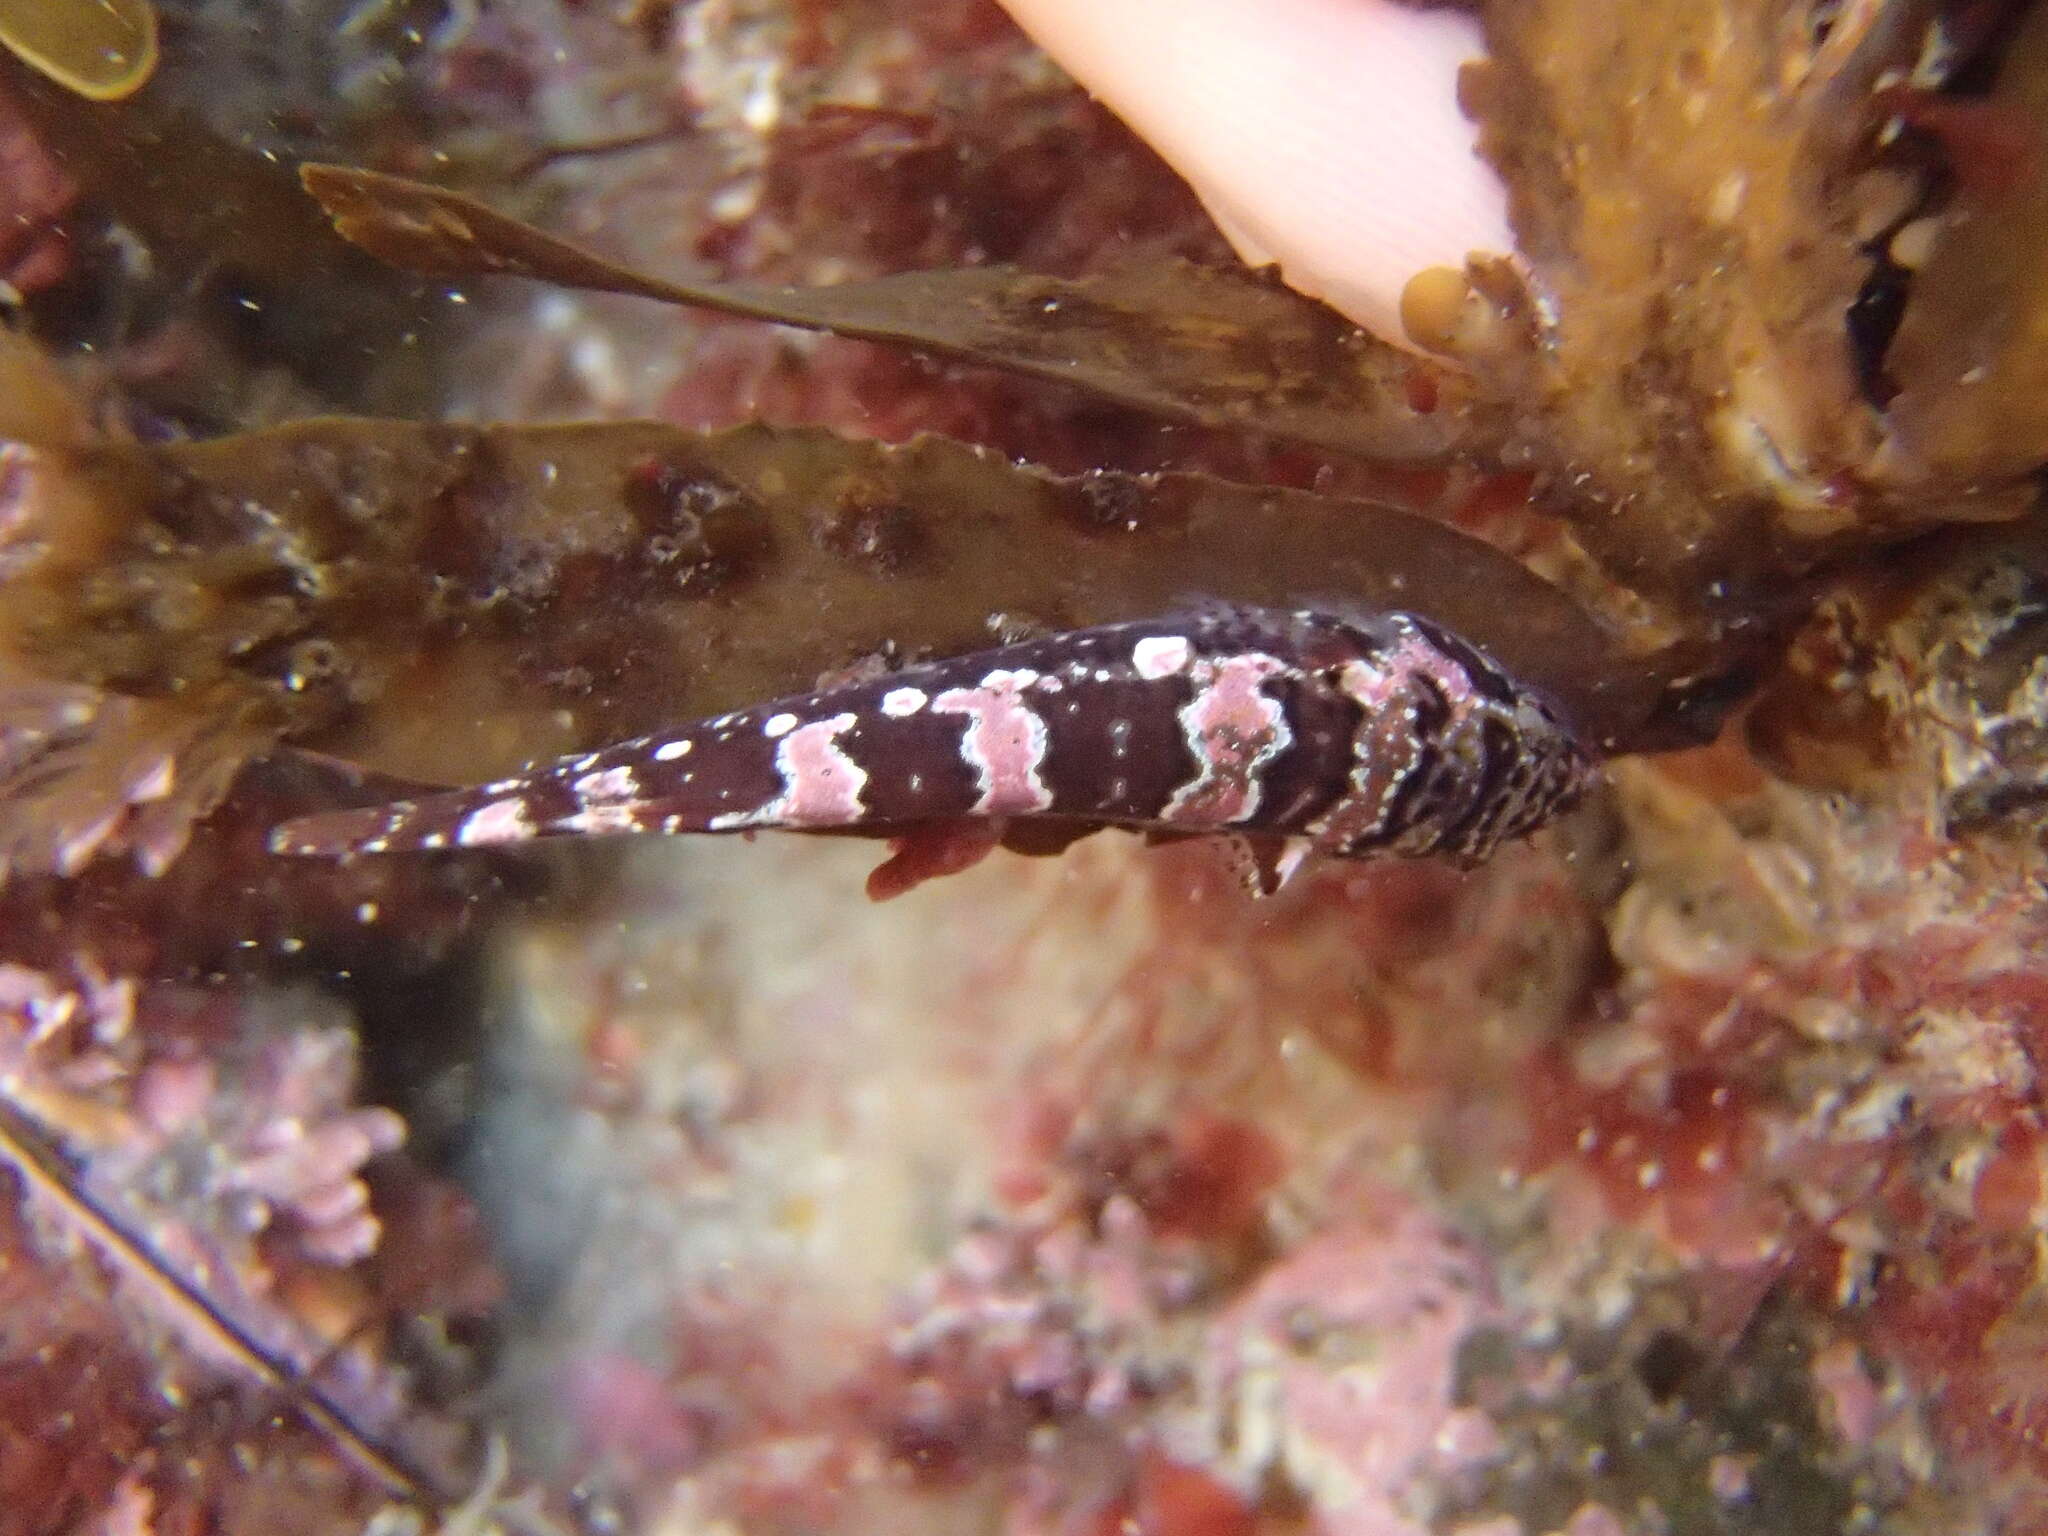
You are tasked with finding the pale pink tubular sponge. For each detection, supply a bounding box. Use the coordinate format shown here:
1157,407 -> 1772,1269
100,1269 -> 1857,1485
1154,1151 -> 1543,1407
994,0 -> 1516,346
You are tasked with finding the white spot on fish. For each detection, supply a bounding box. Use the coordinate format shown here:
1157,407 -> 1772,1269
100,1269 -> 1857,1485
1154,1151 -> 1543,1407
764,712 -> 799,738
1132,635 -> 1192,679
654,738 -> 693,761
881,687 -> 928,717
1271,838 -> 1312,886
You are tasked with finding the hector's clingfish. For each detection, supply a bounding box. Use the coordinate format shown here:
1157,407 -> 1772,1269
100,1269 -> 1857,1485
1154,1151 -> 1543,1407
270,606 -> 1594,895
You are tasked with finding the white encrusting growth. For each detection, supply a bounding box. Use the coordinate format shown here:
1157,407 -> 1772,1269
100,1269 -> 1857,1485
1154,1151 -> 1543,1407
127,755 -> 176,804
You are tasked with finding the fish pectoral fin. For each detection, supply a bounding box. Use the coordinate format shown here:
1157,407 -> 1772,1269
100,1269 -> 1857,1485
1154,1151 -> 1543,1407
865,819 -> 1007,901
1220,834 -> 1314,898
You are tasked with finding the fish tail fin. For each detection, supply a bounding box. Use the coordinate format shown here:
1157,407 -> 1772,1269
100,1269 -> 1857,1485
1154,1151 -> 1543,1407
269,780 -> 574,856
269,752 -> 716,855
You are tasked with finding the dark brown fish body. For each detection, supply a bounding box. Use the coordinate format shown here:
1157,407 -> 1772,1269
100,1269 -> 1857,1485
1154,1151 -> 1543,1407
271,607 -> 1594,890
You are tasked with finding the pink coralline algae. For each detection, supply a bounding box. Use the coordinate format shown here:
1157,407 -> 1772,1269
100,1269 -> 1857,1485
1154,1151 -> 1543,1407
1199,1196 -> 1506,1536
1518,728 -> 2048,1521
0,961 -> 502,1532
887,1136 -> 1502,1536
885,1105 -> 1287,1473
1,964 -> 405,1270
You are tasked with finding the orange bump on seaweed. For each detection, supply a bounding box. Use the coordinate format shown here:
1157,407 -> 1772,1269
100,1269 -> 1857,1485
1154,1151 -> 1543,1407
0,0 -> 156,102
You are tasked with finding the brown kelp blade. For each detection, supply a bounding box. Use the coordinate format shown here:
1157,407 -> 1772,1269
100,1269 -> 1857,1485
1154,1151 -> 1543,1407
147,419 -> 1697,774
3,412 -> 1713,880
300,163 -> 1473,464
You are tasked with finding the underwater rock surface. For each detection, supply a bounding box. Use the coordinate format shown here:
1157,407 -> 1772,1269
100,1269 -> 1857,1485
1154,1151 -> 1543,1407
4,1 -> 2048,1534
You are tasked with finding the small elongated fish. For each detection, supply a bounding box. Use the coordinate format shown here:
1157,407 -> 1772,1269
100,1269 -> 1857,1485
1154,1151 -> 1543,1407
269,607 -> 1594,896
